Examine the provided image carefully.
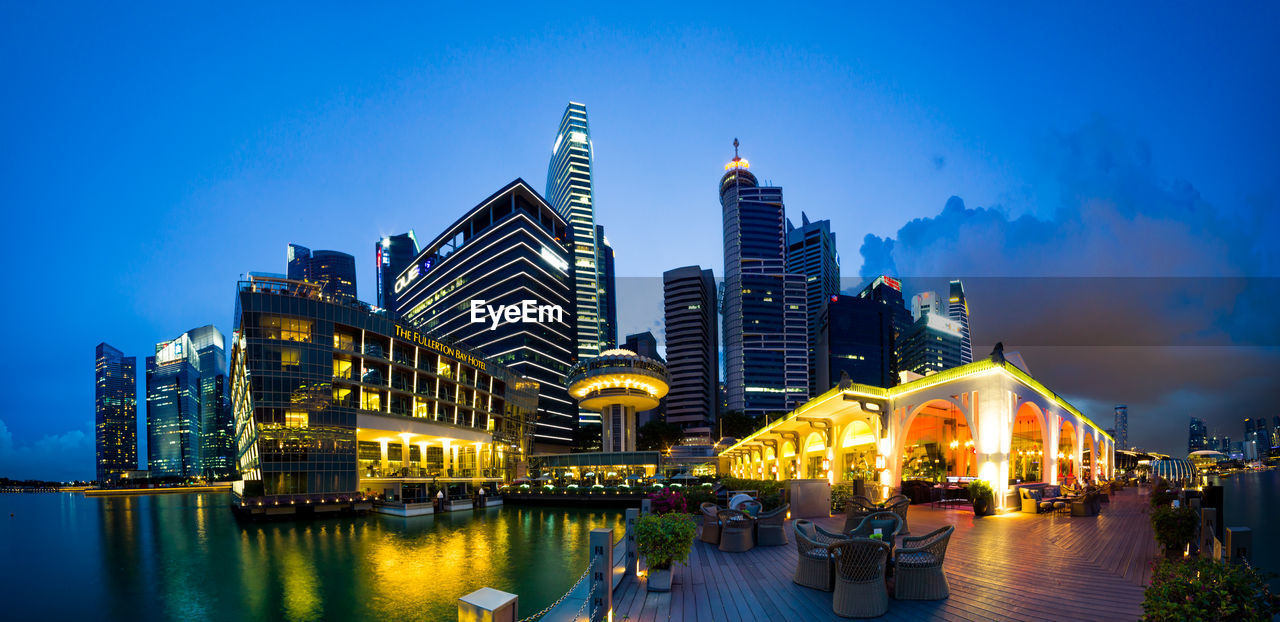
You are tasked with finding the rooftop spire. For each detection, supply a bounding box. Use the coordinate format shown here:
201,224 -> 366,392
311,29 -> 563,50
733,137 -> 739,158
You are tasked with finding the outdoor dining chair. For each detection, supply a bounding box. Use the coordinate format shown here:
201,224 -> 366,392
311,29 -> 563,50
845,510 -> 902,544
717,509 -> 755,553
699,502 -> 721,544
830,538 -> 891,618
892,525 -> 954,600
755,503 -> 789,546
883,494 -> 911,534
793,519 -> 848,591
842,495 -> 879,533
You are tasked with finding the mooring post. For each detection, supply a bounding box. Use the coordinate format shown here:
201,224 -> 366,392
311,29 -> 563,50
457,587 -> 517,622
625,508 -> 639,578
589,528 -> 614,622
1226,526 -> 1252,564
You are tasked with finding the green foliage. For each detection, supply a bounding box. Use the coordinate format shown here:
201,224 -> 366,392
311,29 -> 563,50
1150,506 -> 1198,556
967,479 -> 994,502
718,410 -> 765,440
830,482 -> 855,512
647,488 -> 687,514
1142,558 -> 1280,621
719,477 -> 786,511
636,513 -> 697,570
682,487 -> 716,509
637,420 -> 684,452
1150,489 -> 1178,509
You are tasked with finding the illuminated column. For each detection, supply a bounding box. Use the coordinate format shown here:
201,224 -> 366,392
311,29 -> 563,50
974,388 -> 1012,509
400,434 -> 413,471
379,439 -> 390,475
1047,412 -> 1060,484
418,441 -> 429,475
442,440 -> 452,476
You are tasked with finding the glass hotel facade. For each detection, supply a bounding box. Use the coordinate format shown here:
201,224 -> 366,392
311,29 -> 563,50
230,276 -> 538,516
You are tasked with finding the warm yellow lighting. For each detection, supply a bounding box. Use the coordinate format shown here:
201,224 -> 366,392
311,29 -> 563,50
723,158 -> 750,170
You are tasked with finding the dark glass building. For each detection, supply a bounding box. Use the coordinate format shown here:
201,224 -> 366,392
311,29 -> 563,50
719,142 -> 808,417
786,213 -> 839,396
948,280 -> 973,365
1114,405 -> 1129,449
230,276 -> 538,516
898,312 -> 965,377
185,325 -> 235,481
287,244 -> 357,300
146,334 -> 203,478
597,224 -> 617,351
546,102 -> 603,363
95,343 -> 137,482
826,294 -> 897,388
377,232 -> 419,311
663,266 -> 719,429
622,331 -> 665,426
1189,417 -> 1208,453
392,179 -> 577,452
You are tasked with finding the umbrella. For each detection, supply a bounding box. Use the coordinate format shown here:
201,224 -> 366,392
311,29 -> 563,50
625,475 -> 643,481
535,475 -> 553,481
673,473 -> 696,480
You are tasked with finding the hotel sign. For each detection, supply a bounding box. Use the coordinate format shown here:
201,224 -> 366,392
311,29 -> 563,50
393,324 -> 487,372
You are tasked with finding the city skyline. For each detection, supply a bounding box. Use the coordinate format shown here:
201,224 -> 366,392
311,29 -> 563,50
3,6 -> 1279,479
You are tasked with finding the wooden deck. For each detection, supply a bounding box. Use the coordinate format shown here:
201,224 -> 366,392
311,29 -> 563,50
611,489 -> 1156,621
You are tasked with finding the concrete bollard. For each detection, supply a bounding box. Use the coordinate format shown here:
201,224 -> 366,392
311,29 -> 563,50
458,587 -> 517,622
590,528 -> 614,622
641,498 -> 651,515
1226,527 -> 1252,563
625,508 -> 639,578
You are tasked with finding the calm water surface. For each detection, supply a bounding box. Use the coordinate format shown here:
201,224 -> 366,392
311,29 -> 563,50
1218,468 -> 1280,588
0,493 -> 624,620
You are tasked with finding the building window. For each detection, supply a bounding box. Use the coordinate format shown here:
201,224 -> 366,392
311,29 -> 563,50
280,347 -> 301,369
285,409 -> 308,428
262,316 -> 313,342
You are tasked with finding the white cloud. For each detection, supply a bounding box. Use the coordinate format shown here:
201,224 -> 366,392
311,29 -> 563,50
0,418 -> 95,482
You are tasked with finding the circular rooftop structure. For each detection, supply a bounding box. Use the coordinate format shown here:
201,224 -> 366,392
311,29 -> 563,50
566,349 -> 669,411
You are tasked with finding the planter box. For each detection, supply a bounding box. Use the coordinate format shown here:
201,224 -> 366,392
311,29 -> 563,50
648,567 -> 672,592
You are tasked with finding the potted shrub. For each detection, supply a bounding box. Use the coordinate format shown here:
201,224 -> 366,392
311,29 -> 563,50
1150,506 -> 1197,558
1143,557 -> 1280,620
636,513 -> 697,591
968,480 -> 996,516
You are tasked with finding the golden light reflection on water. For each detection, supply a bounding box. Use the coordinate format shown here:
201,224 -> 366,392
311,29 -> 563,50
279,546 -> 322,620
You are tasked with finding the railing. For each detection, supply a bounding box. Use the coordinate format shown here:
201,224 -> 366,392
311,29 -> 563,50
458,502 -> 647,622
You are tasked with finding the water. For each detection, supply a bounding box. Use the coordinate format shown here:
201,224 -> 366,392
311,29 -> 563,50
1217,469 -> 1280,588
0,493 -> 625,621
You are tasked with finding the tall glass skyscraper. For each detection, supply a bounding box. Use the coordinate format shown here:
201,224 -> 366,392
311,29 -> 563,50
287,244 -> 357,300
948,280 -> 973,365
95,343 -> 137,482
663,266 -> 719,429
719,141 -> 808,417
186,325 -> 234,480
376,232 -> 419,311
546,102 -> 604,366
147,334 -> 203,478
1189,417 -> 1208,452
826,294 -> 896,388
786,214 -> 839,396
597,224 -> 617,350
1114,405 -> 1129,449
393,179 -> 577,452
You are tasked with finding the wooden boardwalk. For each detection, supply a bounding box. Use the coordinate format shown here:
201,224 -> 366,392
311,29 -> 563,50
611,489 -> 1156,621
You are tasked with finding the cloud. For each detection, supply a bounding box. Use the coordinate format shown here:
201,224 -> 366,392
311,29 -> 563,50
0,418 -> 95,482
858,118 -> 1280,452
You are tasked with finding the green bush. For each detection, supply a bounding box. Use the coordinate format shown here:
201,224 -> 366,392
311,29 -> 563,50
830,482 -> 855,512
1150,506 -> 1198,557
1142,557 -> 1280,621
967,479 -> 993,502
682,487 -> 716,509
719,477 -> 786,510
636,513 -> 697,570
1150,489 -> 1178,509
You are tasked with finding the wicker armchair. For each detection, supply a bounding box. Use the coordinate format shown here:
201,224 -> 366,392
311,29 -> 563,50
841,495 -> 879,532
830,538 -> 891,618
883,494 -> 910,535
845,510 -> 903,542
756,503 -> 789,546
718,509 -> 755,553
793,519 -> 847,591
699,502 -> 721,544
892,525 -> 954,600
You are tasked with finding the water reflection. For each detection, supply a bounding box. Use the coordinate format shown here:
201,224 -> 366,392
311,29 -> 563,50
0,493 -> 626,621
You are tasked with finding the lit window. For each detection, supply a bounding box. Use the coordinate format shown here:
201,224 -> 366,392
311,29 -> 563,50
285,410 -> 308,428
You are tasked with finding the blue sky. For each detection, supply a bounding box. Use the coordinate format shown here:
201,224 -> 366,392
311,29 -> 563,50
2,4 -> 1277,479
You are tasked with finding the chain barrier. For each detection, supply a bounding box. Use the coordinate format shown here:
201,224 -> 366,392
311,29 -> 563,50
516,564 -> 591,622
572,577 -> 599,622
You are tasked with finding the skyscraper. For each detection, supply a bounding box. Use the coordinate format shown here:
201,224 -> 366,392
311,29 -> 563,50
664,266 -> 719,429
1189,417 -> 1208,453
1273,416 -> 1280,449
393,179 -> 577,452
95,343 -> 137,482
898,312 -> 965,377
826,294 -> 896,388
622,331 -> 664,426
597,224 -> 617,350
1114,405 -> 1129,449
786,213 -> 839,396
912,291 -> 945,320
287,244 -> 358,299
146,333 -> 203,478
546,102 -> 603,365
376,232 -> 419,311
948,280 -> 973,365
185,325 -> 234,480
858,276 -> 914,348
719,141 -> 808,418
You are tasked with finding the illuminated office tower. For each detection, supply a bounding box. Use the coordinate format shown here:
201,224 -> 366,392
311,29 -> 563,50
786,213 -> 839,396
1114,405 -> 1129,449
546,102 -> 603,366
664,266 -> 719,429
95,343 -> 137,482
185,325 -> 234,481
898,312 -> 965,377
948,280 -> 973,365
719,140 -> 808,418
376,232 -> 419,311
147,333 -> 203,478
1188,417 -> 1208,453
286,244 -> 357,300
393,179 -> 577,452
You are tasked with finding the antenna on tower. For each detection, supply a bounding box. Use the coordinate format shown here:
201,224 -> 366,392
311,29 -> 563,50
733,137 -> 739,158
